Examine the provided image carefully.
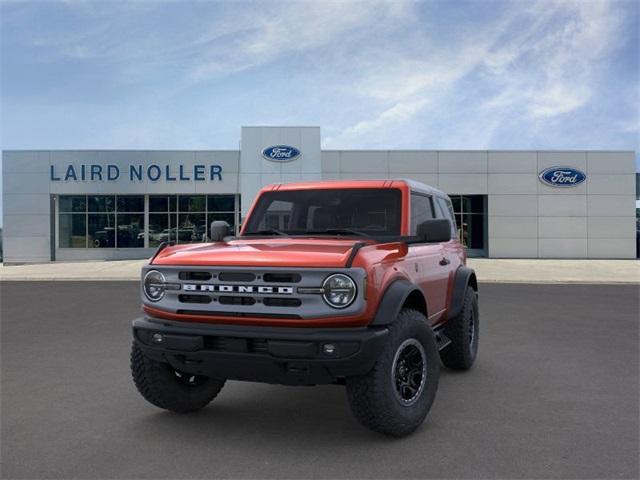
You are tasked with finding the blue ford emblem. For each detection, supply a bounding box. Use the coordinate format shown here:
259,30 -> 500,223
538,166 -> 586,187
261,145 -> 301,162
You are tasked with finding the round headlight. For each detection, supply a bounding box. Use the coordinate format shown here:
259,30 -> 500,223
143,270 -> 166,302
322,273 -> 357,309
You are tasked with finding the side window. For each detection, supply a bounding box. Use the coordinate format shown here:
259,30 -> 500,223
410,193 -> 434,235
436,197 -> 457,237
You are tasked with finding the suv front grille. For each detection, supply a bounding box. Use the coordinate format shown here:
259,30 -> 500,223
147,266 -> 365,320
178,295 -> 301,308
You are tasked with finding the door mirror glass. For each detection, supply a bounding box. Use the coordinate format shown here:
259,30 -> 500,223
416,219 -> 451,243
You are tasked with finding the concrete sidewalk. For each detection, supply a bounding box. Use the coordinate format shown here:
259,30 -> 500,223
0,258 -> 638,284
468,258 -> 639,284
0,259 -> 148,282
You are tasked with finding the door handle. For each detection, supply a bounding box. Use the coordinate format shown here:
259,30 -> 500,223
439,257 -> 450,266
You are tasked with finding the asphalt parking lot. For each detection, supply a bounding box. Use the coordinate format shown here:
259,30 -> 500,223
1,282 -> 638,479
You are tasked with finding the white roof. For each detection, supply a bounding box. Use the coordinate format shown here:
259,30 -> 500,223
397,178 -> 448,198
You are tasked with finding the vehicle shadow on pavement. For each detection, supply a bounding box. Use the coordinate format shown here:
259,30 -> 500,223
129,382 -> 405,442
128,368 -> 467,442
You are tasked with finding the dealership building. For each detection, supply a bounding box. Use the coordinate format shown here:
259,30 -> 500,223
1,126 -> 637,263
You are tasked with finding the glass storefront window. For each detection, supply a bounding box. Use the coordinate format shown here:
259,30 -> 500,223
207,195 -> 235,212
115,196 -> 144,247
58,194 -> 237,248
149,213 -> 170,247
59,214 -> 86,247
179,195 -> 206,212
117,213 -> 145,247
59,195 -> 143,249
448,195 -> 487,255
175,194 -> 237,244
59,196 -> 86,213
178,212 -> 206,243
450,196 -> 461,214
148,195 -> 239,246
117,196 -> 144,212
176,196 -> 205,245
88,196 -> 115,212
149,196 -> 169,212
460,213 -> 485,250
88,213 -> 115,248
149,195 -> 176,246
457,195 -> 485,215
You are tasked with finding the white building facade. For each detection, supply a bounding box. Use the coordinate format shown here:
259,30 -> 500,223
2,126 -> 637,263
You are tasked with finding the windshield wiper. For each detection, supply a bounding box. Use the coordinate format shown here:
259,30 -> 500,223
305,228 -> 370,237
243,229 -> 288,236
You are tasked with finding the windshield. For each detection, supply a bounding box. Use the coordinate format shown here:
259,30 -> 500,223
243,188 -> 402,237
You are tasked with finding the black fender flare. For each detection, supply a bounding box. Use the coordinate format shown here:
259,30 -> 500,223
447,266 -> 478,320
370,279 -> 425,326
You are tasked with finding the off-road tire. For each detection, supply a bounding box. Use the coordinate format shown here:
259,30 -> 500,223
131,342 -> 225,413
345,309 -> 440,436
440,287 -> 479,370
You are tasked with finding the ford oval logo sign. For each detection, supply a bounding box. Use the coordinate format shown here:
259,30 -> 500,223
261,145 -> 301,162
538,166 -> 586,188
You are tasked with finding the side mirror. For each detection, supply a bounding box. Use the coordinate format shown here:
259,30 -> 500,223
416,219 -> 452,243
209,220 -> 230,242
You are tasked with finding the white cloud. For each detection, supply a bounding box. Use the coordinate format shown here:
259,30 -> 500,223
528,84 -> 593,118
326,98 -> 429,146
324,39 -> 497,146
190,1 -> 410,79
618,116 -> 640,134
3,0 -> 636,153
22,0 -> 412,81
325,0 -> 628,147
539,3 -> 620,114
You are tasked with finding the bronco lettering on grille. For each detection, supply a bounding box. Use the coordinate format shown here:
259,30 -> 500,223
182,284 -> 294,294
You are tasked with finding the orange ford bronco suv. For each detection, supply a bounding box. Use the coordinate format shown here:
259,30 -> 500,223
131,179 -> 479,436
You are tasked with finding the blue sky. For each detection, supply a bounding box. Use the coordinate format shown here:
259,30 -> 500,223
1,0 -> 638,223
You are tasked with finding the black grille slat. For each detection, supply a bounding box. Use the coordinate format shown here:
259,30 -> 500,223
250,339 -> 269,353
205,337 -> 226,350
178,294 -> 212,304
218,272 -> 256,282
263,273 -> 301,283
179,271 -> 212,281
202,336 -> 269,354
218,296 -> 256,306
263,297 -> 302,307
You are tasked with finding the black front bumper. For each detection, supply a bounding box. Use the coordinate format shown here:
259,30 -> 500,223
132,317 -> 389,385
